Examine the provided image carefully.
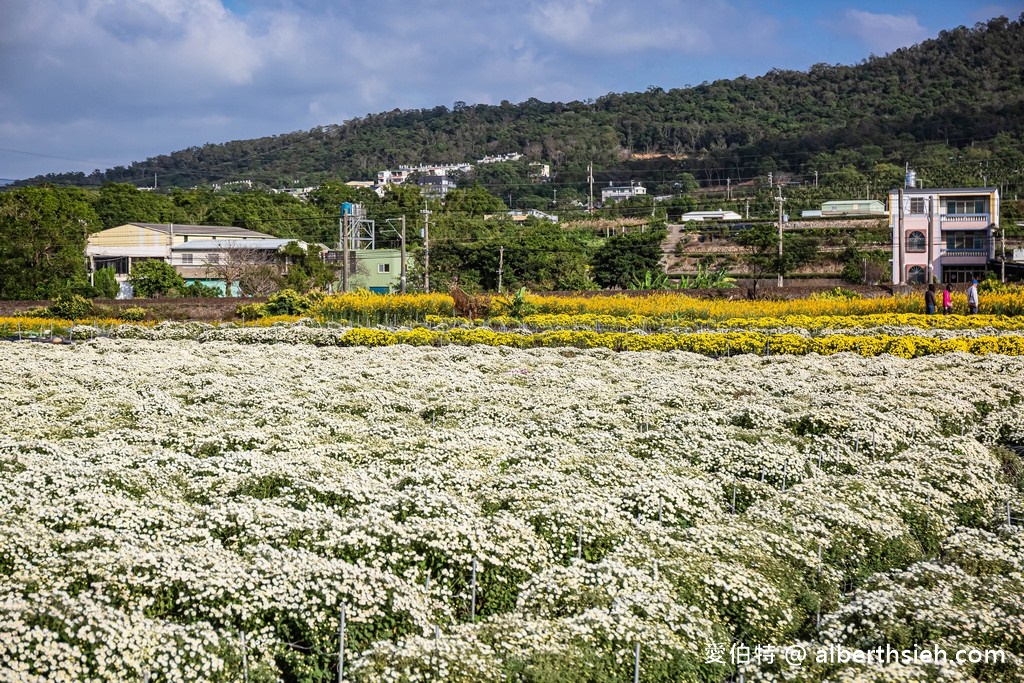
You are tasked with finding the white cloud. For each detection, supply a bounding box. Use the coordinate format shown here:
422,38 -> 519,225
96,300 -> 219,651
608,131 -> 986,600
526,0 -> 715,55
839,9 -> 930,54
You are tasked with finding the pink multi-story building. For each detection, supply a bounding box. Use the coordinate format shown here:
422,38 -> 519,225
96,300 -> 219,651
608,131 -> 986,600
889,184 -> 999,285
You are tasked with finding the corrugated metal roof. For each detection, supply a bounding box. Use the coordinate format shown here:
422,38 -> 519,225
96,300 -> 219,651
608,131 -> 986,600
127,223 -> 274,238
171,239 -> 307,251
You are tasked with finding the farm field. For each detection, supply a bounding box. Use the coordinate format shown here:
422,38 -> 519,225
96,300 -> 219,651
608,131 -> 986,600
1,334 -> 1023,682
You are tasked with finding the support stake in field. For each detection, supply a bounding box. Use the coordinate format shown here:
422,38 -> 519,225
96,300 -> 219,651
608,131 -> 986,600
470,558 -> 477,622
338,604 -> 346,683
241,629 -> 249,683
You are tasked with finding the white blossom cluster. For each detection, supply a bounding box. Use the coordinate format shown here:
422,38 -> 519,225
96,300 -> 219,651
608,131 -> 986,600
0,340 -> 1022,681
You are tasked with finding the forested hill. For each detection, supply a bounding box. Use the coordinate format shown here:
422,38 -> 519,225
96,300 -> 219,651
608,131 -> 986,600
21,14 -> 1024,191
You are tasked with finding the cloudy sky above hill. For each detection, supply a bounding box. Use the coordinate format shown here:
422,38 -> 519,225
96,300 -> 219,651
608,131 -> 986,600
1,0 -> 1020,182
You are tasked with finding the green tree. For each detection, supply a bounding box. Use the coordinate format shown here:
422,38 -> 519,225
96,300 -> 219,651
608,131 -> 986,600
93,183 -> 186,229
734,223 -> 819,293
93,266 -> 119,299
442,186 -> 507,217
279,241 -> 335,292
0,186 -> 101,299
417,214 -> 595,292
183,281 -> 223,297
204,191 -> 325,242
590,229 -> 666,289
170,187 -> 218,224
128,259 -> 184,298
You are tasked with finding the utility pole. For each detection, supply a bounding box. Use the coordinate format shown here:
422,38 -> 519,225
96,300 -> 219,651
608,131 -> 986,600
776,183 -> 785,288
1001,222 -> 1006,283
726,178 -> 731,201
588,162 -> 594,214
400,214 -> 407,294
814,170 -> 818,188
422,201 -> 430,293
497,246 -> 504,293
897,187 -> 905,285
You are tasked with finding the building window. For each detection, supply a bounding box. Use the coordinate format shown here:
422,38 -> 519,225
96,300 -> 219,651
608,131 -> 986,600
181,253 -> 193,264
906,231 -> 926,252
207,253 -> 220,264
909,197 -> 927,214
378,263 -> 391,274
945,231 -> 986,251
907,265 -> 926,285
946,198 -> 985,215
942,267 -> 986,284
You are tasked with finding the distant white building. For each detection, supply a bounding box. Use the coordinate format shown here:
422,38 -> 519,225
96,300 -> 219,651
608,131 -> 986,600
680,210 -> 743,222
276,186 -> 318,200
485,209 -> 558,223
415,173 -> 458,198
377,162 -> 472,185
478,153 -> 523,164
601,182 -> 646,203
345,181 -> 385,197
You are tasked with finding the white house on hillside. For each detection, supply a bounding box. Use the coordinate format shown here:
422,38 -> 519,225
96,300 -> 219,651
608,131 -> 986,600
601,182 -> 646,203
680,210 -> 742,222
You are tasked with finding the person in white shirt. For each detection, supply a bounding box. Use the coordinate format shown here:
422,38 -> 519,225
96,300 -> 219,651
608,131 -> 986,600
967,279 -> 979,314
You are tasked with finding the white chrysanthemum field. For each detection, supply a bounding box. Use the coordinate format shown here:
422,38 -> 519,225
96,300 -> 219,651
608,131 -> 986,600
1,338 -> 1022,682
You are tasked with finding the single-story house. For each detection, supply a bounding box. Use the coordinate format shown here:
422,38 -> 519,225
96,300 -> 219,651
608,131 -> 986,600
822,199 -> 886,215
86,222 -> 274,279
680,210 -> 743,222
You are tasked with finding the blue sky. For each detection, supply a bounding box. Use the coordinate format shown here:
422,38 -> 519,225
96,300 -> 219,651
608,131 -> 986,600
1,0 -> 1020,182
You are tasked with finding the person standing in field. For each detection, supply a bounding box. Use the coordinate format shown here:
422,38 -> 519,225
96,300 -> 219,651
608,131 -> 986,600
924,284 -> 936,315
942,284 -> 953,315
967,279 -> 980,315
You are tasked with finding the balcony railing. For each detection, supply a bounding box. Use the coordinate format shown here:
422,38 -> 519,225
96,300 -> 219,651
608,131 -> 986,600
940,248 -> 988,257
940,213 -> 990,226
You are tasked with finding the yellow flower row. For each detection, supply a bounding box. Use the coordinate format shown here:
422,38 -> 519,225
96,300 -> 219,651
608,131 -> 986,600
333,328 -> 1024,358
425,312 -> 1024,332
0,317 -> 141,336
314,292 -> 455,320
521,291 -> 1024,319
316,289 -> 1024,323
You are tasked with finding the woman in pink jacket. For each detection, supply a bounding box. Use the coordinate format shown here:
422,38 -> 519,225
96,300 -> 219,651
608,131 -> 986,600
942,284 -> 953,314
